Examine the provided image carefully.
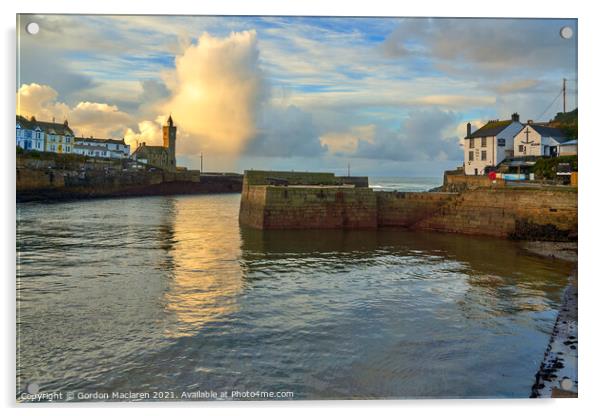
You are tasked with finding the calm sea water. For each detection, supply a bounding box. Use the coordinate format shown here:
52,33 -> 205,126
16,178 -> 572,400
369,176 -> 441,192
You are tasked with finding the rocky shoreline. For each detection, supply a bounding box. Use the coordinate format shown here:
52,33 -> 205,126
531,270 -> 578,398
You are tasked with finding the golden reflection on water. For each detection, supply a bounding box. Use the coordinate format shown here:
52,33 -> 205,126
160,196 -> 243,337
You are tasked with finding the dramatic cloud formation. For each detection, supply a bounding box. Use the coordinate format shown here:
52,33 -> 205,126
245,105 -> 326,157
353,109 -> 462,161
123,119 -> 163,149
382,18 -> 577,73
17,15 -> 577,175
17,83 -> 132,138
161,30 -> 267,155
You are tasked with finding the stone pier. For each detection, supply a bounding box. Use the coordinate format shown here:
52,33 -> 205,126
239,170 -> 578,240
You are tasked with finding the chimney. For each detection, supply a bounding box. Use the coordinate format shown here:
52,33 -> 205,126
64,119 -> 69,126
511,113 -> 520,122
527,120 -> 533,125
466,122 -> 471,138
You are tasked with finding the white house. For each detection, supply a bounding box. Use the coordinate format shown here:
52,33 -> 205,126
513,123 -> 569,157
463,113 -> 524,175
16,115 -> 45,151
73,137 -> 130,159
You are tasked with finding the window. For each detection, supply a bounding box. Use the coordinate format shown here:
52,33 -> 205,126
497,138 -> 506,147
518,145 -> 525,153
481,150 -> 487,161
468,151 -> 474,161
66,146 -> 70,152
481,137 -> 487,147
66,137 -> 70,143
469,138 -> 474,148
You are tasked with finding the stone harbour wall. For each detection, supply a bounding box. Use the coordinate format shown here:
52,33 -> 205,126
17,167 -> 243,202
240,185 -> 378,229
239,171 -> 577,240
239,185 -> 268,229
414,187 -> 577,239
376,192 -> 458,227
243,170 -> 369,187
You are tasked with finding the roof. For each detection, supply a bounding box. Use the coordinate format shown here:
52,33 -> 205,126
528,125 -> 569,142
468,120 -> 513,138
132,144 -> 167,156
74,144 -> 108,152
75,137 -> 126,145
560,139 -> 578,146
16,115 -> 74,136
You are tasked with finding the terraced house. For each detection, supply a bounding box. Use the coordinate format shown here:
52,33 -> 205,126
73,137 -> 130,159
16,115 -> 74,154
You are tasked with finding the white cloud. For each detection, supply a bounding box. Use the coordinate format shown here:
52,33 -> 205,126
17,83 -> 133,138
320,124 -> 376,155
161,30 -> 267,155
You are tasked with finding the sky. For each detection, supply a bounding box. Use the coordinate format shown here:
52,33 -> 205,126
16,15 -> 577,176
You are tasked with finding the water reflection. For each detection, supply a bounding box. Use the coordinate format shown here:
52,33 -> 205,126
162,196 -> 243,337
17,194 -> 573,399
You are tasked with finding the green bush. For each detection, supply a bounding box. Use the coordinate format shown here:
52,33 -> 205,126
533,156 -> 578,179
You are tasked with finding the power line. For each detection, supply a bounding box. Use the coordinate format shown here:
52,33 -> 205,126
536,88 -> 563,121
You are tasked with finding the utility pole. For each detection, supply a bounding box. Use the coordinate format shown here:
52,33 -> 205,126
563,78 -> 567,113
200,153 -> 203,173
347,162 -> 351,177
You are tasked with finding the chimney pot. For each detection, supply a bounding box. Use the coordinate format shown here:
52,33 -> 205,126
466,122 -> 472,137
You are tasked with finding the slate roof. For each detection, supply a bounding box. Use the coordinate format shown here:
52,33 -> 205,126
75,137 -> 126,145
74,144 -> 109,152
467,120 -> 512,138
132,144 -> 167,156
16,115 -> 74,136
528,125 -> 570,143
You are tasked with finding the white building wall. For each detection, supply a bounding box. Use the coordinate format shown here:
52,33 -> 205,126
464,135 -> 496,175
463,121 -> 523,175
514,126 -> 543,157
496,121 -> 523,162
559,144 -> 578,156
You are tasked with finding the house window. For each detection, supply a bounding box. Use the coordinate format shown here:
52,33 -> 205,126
469,138 -> 474,148
481,150 -> 487,161
468,151 -> 474,161
518,145 -> 525,153
497,138 -> 506,147
481,137 -> 487,147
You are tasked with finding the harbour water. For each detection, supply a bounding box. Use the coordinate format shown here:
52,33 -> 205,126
16,178 -> 573,400
369,176 -> 441,192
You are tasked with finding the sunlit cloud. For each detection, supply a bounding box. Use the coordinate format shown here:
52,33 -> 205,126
17,83 -> 133,138
17,15 -> 577,175
160,30 -> 267,155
